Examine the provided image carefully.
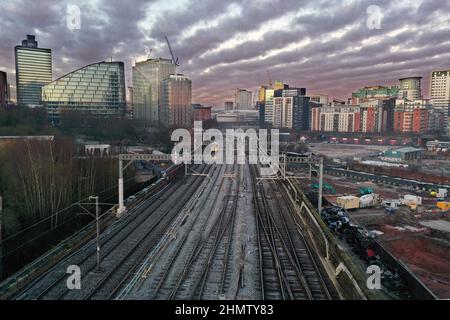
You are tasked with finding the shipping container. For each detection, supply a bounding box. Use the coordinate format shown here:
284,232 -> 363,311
336,195 -> 360,210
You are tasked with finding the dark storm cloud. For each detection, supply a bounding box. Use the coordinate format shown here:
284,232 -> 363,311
0,0 -> 154,96
0,0 -> 449,105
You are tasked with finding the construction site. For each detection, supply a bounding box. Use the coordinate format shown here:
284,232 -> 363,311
293,142 -> 450,299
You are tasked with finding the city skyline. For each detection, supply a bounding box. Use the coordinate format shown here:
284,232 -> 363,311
0,0 -> 450,106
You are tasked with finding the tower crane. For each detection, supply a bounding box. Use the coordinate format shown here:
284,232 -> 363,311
164,36 -> 180,66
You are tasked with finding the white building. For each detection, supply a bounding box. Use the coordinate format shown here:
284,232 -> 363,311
263,88 -> 275,124
234,89 -> 253,110
311,105 -> 360,132
272,96 -> 293,128
430,69 -> 450,135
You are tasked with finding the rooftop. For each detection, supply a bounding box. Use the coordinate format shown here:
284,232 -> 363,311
392,147 -> 423,153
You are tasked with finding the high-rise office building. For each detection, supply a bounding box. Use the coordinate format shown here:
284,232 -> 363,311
161,74 -> 192,128
132,58 -> 176,123
234,89 -> 252,110
15,35 -> 52,107
264,88 -> 275,124
430,69 -> 450,135
398,77 -> 422,101
261,81 -> 290,125
272,94 -> 291,128
42,61 -> 126,122
258,86 -> 268,102
0,71 -> 8,108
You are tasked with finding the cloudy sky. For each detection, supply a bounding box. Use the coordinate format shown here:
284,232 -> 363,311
1,0 -> 449,106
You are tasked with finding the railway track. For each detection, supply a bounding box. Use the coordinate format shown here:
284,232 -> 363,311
17,165 -> 209,300
251,164 -> 334,300
149,164 -> 240,300
193,164 -> 241,299
271,180 -> 338,299
143,164 -> 227,299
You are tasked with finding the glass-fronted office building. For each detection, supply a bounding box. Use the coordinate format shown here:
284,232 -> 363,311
132,58 -> 176,123
15,35 -> 52,106
42,61 -> 126,122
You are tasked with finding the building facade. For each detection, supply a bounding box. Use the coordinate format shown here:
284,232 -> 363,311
234,89 -> 252,110
193,105 -> 212,122
265,86 -> 309,131
393,99 -> 432,134
258,86 -> 267,103
380,97 -> 396,133
257,86 -> 267,127
15,35 -> 52,107
398,77 -> 422,101
311,105 -> 361,132
161,74 -> 192,128
359,100 -> 384,133
224,101 -> 234,111
382,147 -> 422,162
293,95 -> 311,131
263,88 -> 275,124
42,61 -> 126,122
351,85 -> 399,104
272,95 -> 292,128
309,94 -> 329,106
132,58 -> 176,123
0,71 -> 8,108
430,69 -> 450,135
